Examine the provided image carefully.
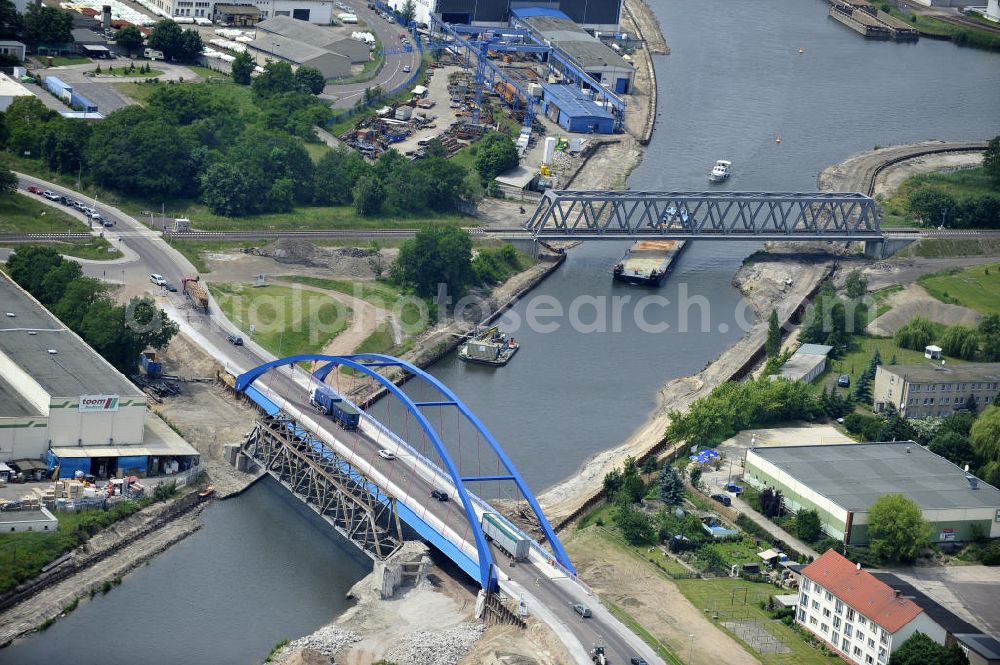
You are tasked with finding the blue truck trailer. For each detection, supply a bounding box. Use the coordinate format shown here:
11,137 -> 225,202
44,76 -> 72,103
310,385 -> 361,430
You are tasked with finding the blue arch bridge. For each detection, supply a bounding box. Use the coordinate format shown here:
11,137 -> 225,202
231,353 -> 660,663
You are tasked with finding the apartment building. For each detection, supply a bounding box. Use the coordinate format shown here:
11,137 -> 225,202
797,550 -> 946,665
873,363 -> 1000,418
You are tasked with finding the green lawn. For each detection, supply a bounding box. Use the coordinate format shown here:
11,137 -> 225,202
208,282 -> 351,356
880,167 -> 997,227
828,335 -> 960,389
45,56 -> 91,66
674,577 -> 837,665
304,142 -> 333,164
44,237 -> 122,261
918,263 -> 1000,315
0,193 -> 86,233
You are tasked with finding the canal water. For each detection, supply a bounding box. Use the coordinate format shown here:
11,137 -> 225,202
418,0 -> 1000,494
4,1 -> 997,660
3,478 -> 371,665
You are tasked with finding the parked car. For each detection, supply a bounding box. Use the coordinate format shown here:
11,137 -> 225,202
27,186 -> 43,194
711,493 -> 732,507
430,489 -> 448,501
630,658 -> 649,665
725,483 -> 744,495
378,449 -> 395,460
42,190 -> 60,201
402,64 -> 411,73
227,333 -> 244,346
149,273 -> 167,286
102,219 -> 114,228
73,201 -> 87,211
60,196 -> 75,206
573,604 -> 592,618
163,281 -> 178,292
837,374 -> 850,388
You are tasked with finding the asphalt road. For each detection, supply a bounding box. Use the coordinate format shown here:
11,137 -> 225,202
11,174 -> 662,665
321,0 -> 421,109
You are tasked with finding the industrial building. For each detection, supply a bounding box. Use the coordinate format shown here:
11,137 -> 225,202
775,343 -> 832,383
249,15 -> 370,78
0,72 -> 33,112
873,362 -> 1000,418
540,82 -> 615,133
743,442 -> 1000,544
796,550 -> 946,665
436,0 -> 622,31
513,8 -> 633,94
0,272 -> 198,480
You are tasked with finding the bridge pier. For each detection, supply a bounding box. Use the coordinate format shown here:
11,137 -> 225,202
864,236 -> 916,258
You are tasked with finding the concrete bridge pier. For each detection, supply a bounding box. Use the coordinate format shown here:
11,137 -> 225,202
864,236 -> 916,258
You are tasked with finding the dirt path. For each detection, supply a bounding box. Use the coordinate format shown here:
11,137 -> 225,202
866,283 -> 981,336
565,528 -> 761,665
271,279 -> 389,356
817,140 -> 987,194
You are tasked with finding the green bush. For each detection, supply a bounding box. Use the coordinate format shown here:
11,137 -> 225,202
982,540 -> 1000,566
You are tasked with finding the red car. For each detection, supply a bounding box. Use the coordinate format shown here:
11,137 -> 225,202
27,185 -> 43,194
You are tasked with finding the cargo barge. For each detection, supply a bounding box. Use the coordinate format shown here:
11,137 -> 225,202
612,240 -> 687,286
458,326 -> 519,366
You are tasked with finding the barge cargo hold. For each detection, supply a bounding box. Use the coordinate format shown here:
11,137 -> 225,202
612,240 -> 687,286
458,326 -> 519,366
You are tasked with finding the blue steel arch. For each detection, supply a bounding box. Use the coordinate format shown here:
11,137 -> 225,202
234,353 -> 575,590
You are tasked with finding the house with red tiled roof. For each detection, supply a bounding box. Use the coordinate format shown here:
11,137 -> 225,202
796,550 -> 946,665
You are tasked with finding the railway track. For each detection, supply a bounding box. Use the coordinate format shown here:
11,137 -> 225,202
0,228 -> 534,242
865,142 -> 988,196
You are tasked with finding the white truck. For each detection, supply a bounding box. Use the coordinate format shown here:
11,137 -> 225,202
481,512 -> 529,561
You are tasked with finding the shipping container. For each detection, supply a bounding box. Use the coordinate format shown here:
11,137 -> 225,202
310,385 -> 361,430
44,75 -> 72,103
141,350 -> 162,377
481,512 -> 530,561
70,92 -> 98,113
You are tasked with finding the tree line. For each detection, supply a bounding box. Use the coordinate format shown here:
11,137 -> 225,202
895,313 -> 1000,362
6,247 -> 177,373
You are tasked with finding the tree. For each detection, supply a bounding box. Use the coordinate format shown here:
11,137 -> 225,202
38,260 -> 82,305
474,131 -> 518,183
895,316 -> 936,351
760,487 -> 784,517
22,5 -> 72,45
313,147 -> 371,205
0,0 -> 21,40
392,225 -> 474,298
0,165 -> 15,194
971,406 -> 1000,484
7,246 -> 64,294
688,467 -> 702,489
398,0 -> 417,25
115,25 -> 144,56
941,325 -> 982,360
929,431 -> 975,467
231,50 -> 254,85
148,20 -> 202,62
614,503 -> 654,545
252,61 -> 300,97
658,464 -> 684,506
200,161 -> 260,216
352,175 -> 384,216
845,270 -> 868,299
908,187 -> 957,226
40,118 -> 90,174
765,308 -> 781,357
890,632 -> 969,665
984,135 -> 1000,186
868,494 -> 929,563
795,509 -> 822,542
294,65 -> 326,95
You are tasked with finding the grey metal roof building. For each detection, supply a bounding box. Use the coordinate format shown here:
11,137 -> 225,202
744,442 -> 1000,544
251,16 -> 370,77
0,272 -> 147,464
436,0 -> 623,30
776,343 -> 832,383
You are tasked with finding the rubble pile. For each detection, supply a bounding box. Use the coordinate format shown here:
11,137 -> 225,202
281,626 -> 360,660
383,623 -> 485,665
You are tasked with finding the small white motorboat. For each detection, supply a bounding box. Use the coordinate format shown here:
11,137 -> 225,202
709,160 -> 732,182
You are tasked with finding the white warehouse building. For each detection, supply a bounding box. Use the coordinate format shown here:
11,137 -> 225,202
0,272 -> 198,479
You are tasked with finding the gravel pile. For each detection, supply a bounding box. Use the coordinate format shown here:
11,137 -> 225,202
281,625 -> 360,660
383,623 -> 485,665
257,240 -> 394,278
262,238 -> 319,265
